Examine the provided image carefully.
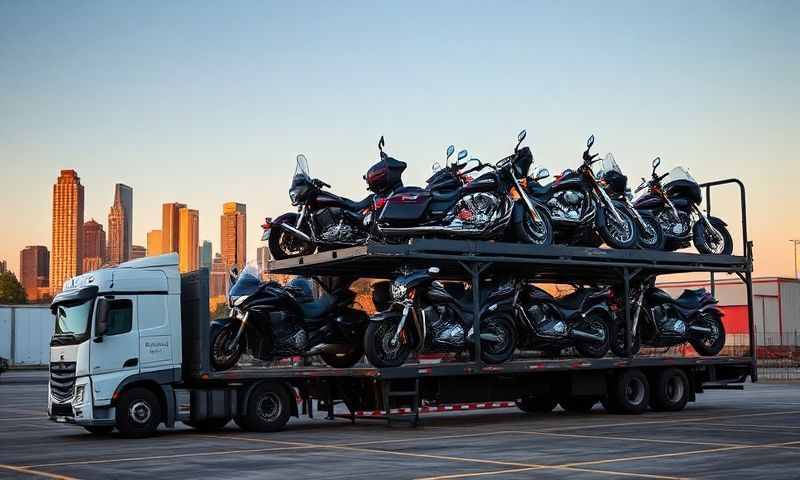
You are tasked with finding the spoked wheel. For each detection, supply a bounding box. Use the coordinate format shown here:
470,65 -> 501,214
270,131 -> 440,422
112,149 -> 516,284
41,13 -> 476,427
693,216 -> 733,255
688,311 -> 726,356
365,320 -> 412,368
516,206 -> 554,246
597,204 -> 638,249
637,213 -> 665,250
211,322 -> 244,371
478,315 -> 516,364
574,313 -> 612,358
267,214 -> 315,260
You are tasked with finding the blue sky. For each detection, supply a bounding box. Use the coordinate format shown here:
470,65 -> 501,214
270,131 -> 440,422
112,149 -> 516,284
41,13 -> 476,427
1,1 -> 798,276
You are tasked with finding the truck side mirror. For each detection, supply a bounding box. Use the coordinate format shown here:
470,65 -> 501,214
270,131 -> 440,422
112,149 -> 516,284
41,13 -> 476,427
94,298 -> 109,340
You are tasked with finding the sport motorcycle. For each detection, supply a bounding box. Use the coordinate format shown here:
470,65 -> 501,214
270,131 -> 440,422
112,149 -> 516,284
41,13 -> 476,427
596,153 -> 665,249
374,130 -> 553,245
633,157 -> 733,255
609,276 -> 726,357
365,268 -> 518,367
527,135 -> 639,249
210,265 -> 369,370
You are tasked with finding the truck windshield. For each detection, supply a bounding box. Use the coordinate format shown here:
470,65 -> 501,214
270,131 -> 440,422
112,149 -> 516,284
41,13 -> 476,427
53,299 -> 93,340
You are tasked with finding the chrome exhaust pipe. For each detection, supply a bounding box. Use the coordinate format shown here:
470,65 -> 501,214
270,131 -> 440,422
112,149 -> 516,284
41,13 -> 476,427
279,223 -> 312,243
305,343 -> 354,355
571,329 -> 605,342
688,324 -> 713,334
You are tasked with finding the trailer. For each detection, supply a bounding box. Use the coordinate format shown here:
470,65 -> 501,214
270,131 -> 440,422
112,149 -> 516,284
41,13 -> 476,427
47,180 -> 755,436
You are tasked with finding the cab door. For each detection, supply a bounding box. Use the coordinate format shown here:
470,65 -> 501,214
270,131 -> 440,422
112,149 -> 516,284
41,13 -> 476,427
90,295 -> 140,403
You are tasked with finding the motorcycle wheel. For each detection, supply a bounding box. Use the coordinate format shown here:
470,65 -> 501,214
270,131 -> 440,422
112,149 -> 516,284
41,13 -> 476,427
637,213 -> 665,250
477,314 -> 516,364
515,206 -> 553,246
320,347 -> 364,368
597,204 -> 638,249
693,216 -> 733,255
574,313 -> 612,358
364,321 -> 412,368
688,311 -> 726,356
610,317 -> 642,357
210,322 -> 244,371
268,214 -> 315,260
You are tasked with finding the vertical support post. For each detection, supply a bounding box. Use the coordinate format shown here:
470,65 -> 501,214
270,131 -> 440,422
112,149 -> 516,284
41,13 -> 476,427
472,265 -> 482,366
10,307 -> 16,366
745,242 -> 758,382
706,185 -> 715,295
623,268 -> 632,357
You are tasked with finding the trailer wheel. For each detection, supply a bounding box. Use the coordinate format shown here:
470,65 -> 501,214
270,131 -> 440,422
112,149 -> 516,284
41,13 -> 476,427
83,426 -> 114,435
650,368 -> 689,412
115,387 -> 161,438
516,395 -> 557,414
184,418 -> 230,432
604,369 -> 649,414
240,383 -> 291,432
559,396 -> 599,413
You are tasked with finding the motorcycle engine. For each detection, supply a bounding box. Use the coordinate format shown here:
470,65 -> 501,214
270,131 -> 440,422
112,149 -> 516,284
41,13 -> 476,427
657,210 -> 691,237
424,305 -> 465,348
314,208 -> 363,243
451,193 -> 499,228
527,304 -> 567,337
651,306 -> 686,336
547,190 -> 585,221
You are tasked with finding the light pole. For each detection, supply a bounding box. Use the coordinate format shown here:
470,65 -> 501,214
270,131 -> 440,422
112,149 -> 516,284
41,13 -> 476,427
790,240 -> 800,279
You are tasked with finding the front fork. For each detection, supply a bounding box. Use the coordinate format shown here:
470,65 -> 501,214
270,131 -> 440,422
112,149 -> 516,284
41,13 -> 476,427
391,303 -> 412,347
693,204 -> 722,240
596,186 -> 624,224
511,176 -> 543,224
229,312 -> 249,352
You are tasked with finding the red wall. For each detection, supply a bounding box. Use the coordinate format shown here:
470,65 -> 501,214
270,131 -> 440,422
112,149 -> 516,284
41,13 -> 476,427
720,305 -> 749,334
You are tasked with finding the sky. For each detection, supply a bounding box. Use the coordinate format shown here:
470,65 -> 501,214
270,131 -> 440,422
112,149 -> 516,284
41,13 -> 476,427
1,0 -> 798,278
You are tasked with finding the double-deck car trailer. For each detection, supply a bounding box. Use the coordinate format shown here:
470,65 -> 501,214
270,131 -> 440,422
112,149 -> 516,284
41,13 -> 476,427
47,180 -> 755,436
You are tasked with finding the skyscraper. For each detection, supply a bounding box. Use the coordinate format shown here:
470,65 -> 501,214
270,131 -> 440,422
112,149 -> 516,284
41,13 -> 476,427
82,219 -> 106,263
162,203 -> 186,254
51,170 -> 84,295
20,245 -> 49,301
220,202 -> 246,271
199,240 -> 212,270
0,260 -> 6,274
178,207 -> 199,272
209,253 -> 227,298
147,229 -> 162,256
131,245 -> 146,260
256,245 -> 270,274
107,184 -> 133,264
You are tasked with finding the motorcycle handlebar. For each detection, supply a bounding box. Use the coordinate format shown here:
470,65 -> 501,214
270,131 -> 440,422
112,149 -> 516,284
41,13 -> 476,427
314,179 -> 331,188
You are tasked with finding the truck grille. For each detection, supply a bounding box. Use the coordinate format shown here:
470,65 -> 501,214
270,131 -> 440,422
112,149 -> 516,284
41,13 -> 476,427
50,361 -> 76,402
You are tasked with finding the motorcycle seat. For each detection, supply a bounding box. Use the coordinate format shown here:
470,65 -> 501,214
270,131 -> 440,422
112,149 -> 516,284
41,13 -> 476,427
646,288 -> 674,305
554,288 -> 593,310
675,288 -> 708,308
341,195 -> 373,211
299,294 -> 336,319
431,189 -> 460,202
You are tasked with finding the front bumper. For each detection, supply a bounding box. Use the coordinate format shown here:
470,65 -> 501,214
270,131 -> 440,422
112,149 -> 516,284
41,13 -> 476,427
48,376 -> 115,427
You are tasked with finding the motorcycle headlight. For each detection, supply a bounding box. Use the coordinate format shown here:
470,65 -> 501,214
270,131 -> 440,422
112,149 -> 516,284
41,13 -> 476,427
391,282 -> 407,301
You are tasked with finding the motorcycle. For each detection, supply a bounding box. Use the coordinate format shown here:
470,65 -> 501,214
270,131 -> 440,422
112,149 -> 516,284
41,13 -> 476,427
610,276 -> 726,357
264,138 -> 408,260
210,265 -> 369,370
515,284 -> 614,358
527,135 -> 639,249
374,130 -> 554,246
596,153 -> 665,249
364,268 -> 518,367
633,157 -> 733,255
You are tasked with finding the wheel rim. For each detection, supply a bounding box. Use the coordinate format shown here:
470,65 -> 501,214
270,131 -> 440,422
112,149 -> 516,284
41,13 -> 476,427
582,318 -> 608,344
483,320 -> 511,354
624,378 -> 646,405
212,328 -> 238,365
698,314 -> 721,348
640,219 -> 659,247
524,215 -> 549,244
704,226 -> 725,254
129,400 -> 152,425
278,231 -> 311,256
376,322 -> 404,362
665,376 -> 685,403
606,212 -> 634,244
257,393 -> 282,422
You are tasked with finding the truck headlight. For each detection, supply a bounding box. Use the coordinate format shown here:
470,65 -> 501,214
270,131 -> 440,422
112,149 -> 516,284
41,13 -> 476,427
74,385 -> 85,404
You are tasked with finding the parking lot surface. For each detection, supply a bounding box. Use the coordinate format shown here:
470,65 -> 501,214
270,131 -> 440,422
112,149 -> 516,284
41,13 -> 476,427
0,372 -> 798,479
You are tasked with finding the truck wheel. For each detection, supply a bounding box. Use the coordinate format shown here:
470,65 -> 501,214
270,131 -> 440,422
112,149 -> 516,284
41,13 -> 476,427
650,368 -> 689,412
83,426 -> 114,435
184,418 -> 230,432
516,395 -> 557,413
240,383 -> 291,432
604,369 -> 649,415
559,396 -> 598,413
115,387 -> 161,438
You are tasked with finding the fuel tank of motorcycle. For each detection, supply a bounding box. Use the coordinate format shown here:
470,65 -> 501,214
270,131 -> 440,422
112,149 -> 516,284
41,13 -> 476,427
426,169 -> 460,192
633,193 -> 664,209
461,172 -> 499,193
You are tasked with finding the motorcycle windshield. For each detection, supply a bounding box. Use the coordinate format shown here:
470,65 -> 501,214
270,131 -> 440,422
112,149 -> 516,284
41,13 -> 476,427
294,153 -> 311,180
228,264 -> 262,298
666,166 -> 697,184
599,153 -> 623,177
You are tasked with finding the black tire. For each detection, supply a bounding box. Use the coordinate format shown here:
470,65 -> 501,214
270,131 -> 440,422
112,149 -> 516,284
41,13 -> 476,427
516,395 -> 558,413
559,396 -> 599,413
478,314 -> 516,364
83,425 -> 114,435
115,387 -> 161,438
574,312 -> 612,358
268,214 -> 316,260
605,369 -> 650,415
688,311 -> 726,356
650,368 -> 690,412
239,383 -> 291,432
184,418 -> 230,432
320,347 -> 364,368
693,216 -> 733,255
515,206 -> 553,246
636,212 -> 665,250
210,322 -> 244,371
364,320 -> 412,368
597,203 -> 639,249
610,317 -> 641,357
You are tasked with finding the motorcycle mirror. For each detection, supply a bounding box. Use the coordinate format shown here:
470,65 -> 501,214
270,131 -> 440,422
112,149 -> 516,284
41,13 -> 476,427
457,149 -> 468,161
586,134 -> 595,148
517,129 -> 527,143
446,144 -> 455,160
428,267 -> 440,274
378,136 -> 386,159
432,161 -> 441,172
652,156 -> 661,168
534,167 -> 550,181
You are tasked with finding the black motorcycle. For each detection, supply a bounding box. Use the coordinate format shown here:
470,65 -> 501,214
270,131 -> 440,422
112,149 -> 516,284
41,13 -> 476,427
633,157 -> 733,255
596,153 -> 665,249
610,277 -> 726,357
364,268 -> 517,367
515,284 -> 614,358
210,266 -> 368,370
527,135 -> 639,249
374,130 -> 553,246
265,139 -> 408,259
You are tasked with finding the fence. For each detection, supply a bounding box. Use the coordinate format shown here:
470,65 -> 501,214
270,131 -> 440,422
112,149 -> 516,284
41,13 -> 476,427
0,305 -> 53,367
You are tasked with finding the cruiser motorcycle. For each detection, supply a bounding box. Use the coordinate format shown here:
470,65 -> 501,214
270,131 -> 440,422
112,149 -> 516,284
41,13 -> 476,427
365,268 -> 518,367
527,135 -> 639,249
633,157 -> 733,255
609,276 -> 726,357
374,130 -> 553,246
210,265 -> 368,370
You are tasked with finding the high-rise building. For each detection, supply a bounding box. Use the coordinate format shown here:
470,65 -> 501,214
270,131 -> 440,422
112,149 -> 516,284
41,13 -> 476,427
20,245 -> 49,301
178,207 -> 199,272
82,256 -> 103,273
131,245 -> 146,260
220,202 -> 246,271
209,253 -> 227,298
0,260 -> 6,274
82,219 -> 106,261
107,184 -> 133,264
199,241 -> 212,270
147,229 -> 162,256
162,203 -> 186,254
51,170 -> 84,295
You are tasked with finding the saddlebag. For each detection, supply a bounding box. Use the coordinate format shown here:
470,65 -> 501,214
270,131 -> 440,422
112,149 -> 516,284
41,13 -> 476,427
379,191 -> 431,225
